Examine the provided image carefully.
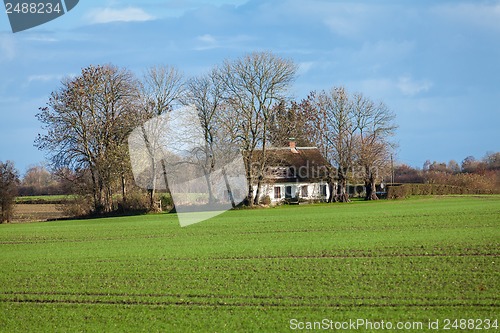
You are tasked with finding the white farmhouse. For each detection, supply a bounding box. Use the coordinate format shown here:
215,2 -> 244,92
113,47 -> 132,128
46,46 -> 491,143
252,140 -> 334,204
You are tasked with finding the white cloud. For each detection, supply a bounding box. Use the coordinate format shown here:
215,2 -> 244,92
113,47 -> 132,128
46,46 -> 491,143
397,76 -> 432,96
24,35 -> 58,43
86,7 -> 155,24
357,78 -> 395,99
194,34 -> 254,51
321,3 -> 378,38
27,74 -> 63,83
359,40 -> 415,60
0,34 -> 16,61
434,2 -> 500,32
324,17 -> 355,37
355,76 -> 432,99
194,34 -> 220,50
297,61 -> 315,75
197,34 -> 217,44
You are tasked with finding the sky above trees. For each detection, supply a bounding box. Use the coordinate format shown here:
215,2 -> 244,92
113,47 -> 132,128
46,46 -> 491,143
0,0 -> 499,174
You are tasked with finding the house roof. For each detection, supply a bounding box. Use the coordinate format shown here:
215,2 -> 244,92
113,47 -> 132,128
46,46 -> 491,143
252,146 -> 333,183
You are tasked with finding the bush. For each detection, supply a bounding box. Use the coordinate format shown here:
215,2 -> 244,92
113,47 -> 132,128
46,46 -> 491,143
0,161 -> 20,223
121,190 -> 149,212
159,193 -> 175,211
260,195 -> 271,205
424,171 -> 498,193
386,183 -> 489,199
59,195 -> 93,217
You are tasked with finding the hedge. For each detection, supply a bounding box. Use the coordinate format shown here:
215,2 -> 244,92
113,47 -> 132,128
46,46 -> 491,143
386,183 -> 492,199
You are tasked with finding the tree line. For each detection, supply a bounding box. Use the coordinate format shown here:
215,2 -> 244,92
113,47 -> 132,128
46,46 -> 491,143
1,51 -> 399,220
394,152 -> 500,193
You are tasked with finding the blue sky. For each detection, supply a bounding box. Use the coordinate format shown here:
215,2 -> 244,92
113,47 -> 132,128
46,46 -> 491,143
1,0 -> 499,174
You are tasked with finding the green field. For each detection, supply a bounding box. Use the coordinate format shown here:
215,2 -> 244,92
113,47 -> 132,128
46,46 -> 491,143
0,196 -> 499,332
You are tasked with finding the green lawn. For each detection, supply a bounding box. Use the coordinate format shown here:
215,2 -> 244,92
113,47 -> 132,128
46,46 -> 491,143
0,196 -> 499,332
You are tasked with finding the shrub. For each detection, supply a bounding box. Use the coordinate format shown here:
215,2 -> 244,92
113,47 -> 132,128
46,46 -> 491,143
0,161 -> 20,223
260,195 -> 271,205
59,195 -> 93,217
121,190 -> 149,213
386,183 -> 489,199
159,193 -> 175,211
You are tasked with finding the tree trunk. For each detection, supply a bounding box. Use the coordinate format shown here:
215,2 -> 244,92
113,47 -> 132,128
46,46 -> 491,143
204,141 -> 216,205
121,172 -> 127,205
203,169 -> 215,205
246,182 -> 254,206
96,171 -> 108,214
222,167 -> 236,208
90,167 -> 100,213
253,175 -> 263,205
160,159 -> 175,212
148,163 -> 157,211
336,168 -> 350,202
148,189 -> 155,211
142,125 -> 159,212
365,177 -> 379,200
244,157 -> 254,206
105,185 -> 113,212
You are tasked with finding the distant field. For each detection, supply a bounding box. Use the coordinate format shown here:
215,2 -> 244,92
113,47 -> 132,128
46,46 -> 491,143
15,194 -> 75,203
13,195 -> 74,222
12,204 -> 67,223
0,196 -> 498,332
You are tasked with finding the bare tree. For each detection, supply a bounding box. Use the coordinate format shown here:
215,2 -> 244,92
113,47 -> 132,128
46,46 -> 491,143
182,69 -> 225,204
0,161 -> 20,223
19,164 -> 60,196
268,100 -> 315,147
352,93 -> 397,200
461,156 -> 479,173
307,87 -> 356,202
217,51 -> 297,205
306,88 -> 397,202
447,160 -> 461,174
141,65 -> 184,116
138,65 -> 185,210
484,152 -> 500,171
36,64 -> 140,214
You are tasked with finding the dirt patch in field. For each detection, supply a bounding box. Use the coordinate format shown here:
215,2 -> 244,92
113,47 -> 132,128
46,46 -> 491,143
12,204 -> 69,223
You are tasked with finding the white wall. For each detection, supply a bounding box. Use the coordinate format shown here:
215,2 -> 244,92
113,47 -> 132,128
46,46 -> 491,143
253,182 -> 331,203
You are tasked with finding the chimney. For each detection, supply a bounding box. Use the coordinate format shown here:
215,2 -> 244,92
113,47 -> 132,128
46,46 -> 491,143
289,138 -> 298,154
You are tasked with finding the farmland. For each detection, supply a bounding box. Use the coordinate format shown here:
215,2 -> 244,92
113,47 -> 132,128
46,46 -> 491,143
0,196 -> 499,332
12,195 -> 74,223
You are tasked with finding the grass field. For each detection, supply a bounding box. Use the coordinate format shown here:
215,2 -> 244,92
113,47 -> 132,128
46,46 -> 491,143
0,196 -> 498,332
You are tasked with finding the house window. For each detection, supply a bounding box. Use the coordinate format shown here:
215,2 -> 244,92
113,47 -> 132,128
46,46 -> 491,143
274,186 -> 281,199
320,184 -> 327,197
285,186 -> 293,199
301,185 -> 308,198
